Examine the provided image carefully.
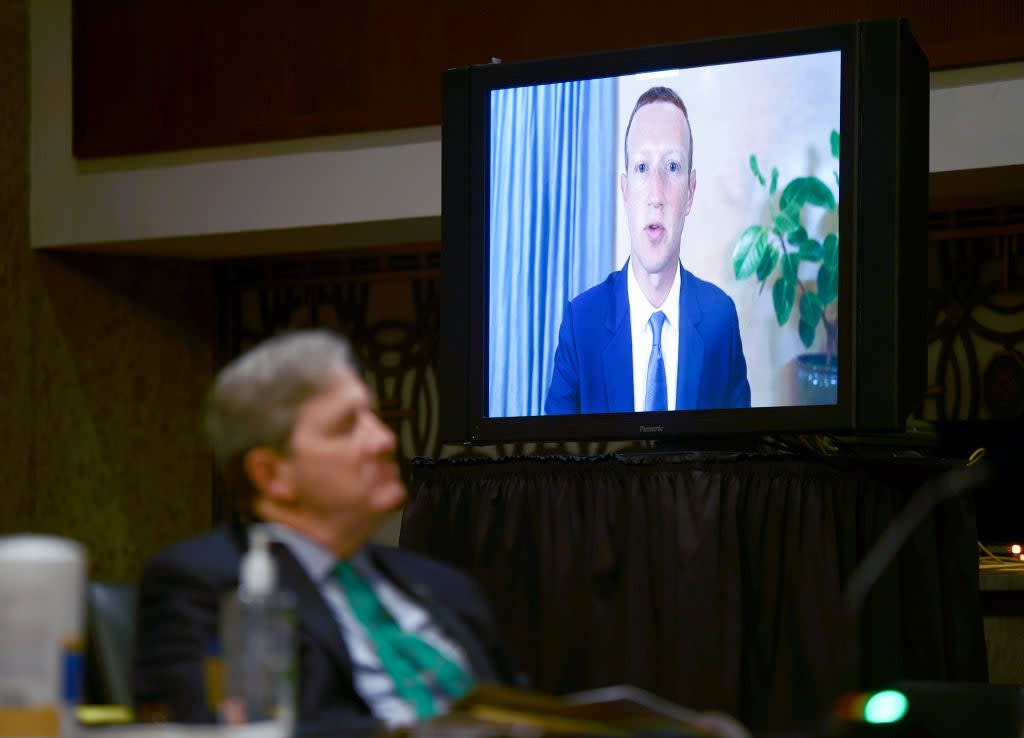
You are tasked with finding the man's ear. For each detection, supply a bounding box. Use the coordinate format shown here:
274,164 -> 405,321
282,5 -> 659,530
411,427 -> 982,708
685,168 -> 697,215
243,446 -> 293,503
620,171 -> 629,202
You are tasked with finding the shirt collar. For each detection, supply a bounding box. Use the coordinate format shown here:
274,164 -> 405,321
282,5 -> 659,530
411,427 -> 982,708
626,257 -> 681,334
263,522 -> 371,584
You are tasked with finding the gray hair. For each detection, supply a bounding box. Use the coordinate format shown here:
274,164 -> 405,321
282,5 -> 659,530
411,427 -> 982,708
205,329 -> 358,508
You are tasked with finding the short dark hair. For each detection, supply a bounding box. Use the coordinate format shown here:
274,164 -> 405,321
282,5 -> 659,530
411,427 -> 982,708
204,329 -> 358,513
623,86 -> 693,172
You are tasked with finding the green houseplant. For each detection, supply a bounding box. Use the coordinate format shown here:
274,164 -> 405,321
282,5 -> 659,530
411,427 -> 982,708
732,130 -> 840,401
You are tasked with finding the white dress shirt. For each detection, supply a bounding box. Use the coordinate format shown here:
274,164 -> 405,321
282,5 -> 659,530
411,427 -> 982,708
266,524 -> 471,727
627,258 -> 681,411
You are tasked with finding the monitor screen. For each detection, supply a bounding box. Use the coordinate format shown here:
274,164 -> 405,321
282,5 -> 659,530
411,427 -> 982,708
486,51 -> 842,419
441,19 -> 927,444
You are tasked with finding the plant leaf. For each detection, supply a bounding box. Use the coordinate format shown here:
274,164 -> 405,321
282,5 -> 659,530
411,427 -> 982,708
779,176 -> 837,213
756,244 -> 779,282
822,232 -> 838,262
769,167 -> 779,196
818,260 -> 838,306
781,253 -> 799,284
787,226 -> 808,245
831,129 -> 840,159
773,275 -> 795,325
799,292 -> 822,348
733,225 -> 768,279
749,155 -> 765,187
774,206 -> 800,235
799,239 -> 823,262
817,232 -> 838,305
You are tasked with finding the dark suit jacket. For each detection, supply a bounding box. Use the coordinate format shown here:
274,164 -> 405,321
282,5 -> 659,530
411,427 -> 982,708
133,524 -> 524,734
544,262 -> 751,414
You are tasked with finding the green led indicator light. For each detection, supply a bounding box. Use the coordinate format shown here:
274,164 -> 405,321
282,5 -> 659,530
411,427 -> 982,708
863,690 -> 908,724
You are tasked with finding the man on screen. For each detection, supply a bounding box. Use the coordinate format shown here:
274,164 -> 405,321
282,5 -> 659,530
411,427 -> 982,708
544,86 -> 751,414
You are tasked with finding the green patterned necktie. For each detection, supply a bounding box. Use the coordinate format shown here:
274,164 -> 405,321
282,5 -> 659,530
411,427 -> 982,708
334,560 -> 475,719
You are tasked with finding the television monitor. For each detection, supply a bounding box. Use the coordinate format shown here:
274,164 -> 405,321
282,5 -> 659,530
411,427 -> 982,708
441,18 -> 928,444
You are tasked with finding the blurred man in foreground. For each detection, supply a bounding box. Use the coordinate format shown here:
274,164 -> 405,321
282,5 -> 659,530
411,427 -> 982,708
133,329 -> 524,732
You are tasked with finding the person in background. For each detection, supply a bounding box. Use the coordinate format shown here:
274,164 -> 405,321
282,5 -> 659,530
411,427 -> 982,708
545,86 -> 751,415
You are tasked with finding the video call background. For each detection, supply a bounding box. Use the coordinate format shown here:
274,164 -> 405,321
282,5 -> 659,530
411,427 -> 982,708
489,52 -> 841,417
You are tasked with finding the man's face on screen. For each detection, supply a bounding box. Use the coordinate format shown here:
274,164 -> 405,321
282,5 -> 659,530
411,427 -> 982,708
620,101 -> 696,281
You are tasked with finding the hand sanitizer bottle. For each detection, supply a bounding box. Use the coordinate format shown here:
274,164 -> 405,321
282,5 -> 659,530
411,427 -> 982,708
219,525 -> 297,733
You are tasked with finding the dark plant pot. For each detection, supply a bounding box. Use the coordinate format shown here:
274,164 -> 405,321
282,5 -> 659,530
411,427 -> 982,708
796,352 -> 838,406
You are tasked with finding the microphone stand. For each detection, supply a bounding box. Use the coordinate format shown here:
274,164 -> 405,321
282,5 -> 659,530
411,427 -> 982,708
841,459 -> 992,617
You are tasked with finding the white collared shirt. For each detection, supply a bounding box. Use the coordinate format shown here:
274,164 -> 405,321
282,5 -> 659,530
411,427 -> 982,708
265,523 -> 471,727
626,258 -> 681,411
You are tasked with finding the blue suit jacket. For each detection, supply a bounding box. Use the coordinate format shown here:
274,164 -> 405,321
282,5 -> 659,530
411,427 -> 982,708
544,262 -> 751,414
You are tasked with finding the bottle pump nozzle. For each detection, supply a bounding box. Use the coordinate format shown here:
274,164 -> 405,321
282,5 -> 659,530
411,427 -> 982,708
240,525 -> 276,598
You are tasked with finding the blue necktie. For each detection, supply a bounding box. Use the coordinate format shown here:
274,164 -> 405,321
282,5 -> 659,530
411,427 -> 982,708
645,311 -> 668,412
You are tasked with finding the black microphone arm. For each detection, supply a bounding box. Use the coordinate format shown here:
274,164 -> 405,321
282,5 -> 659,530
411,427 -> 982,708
842,456 -> 993,620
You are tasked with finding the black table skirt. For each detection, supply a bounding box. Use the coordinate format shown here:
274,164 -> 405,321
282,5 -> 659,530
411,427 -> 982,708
399,452 -> 987,731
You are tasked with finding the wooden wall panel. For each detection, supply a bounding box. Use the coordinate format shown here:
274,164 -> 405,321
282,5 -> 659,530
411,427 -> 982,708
5,0 -> 217,582
72,0 -> 1024,157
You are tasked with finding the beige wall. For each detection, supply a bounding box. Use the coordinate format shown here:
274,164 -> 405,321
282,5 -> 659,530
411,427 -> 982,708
1,1 -> 216,581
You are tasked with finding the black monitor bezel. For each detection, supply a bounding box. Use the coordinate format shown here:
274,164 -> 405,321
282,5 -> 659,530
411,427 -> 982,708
451,24 -> 862,444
